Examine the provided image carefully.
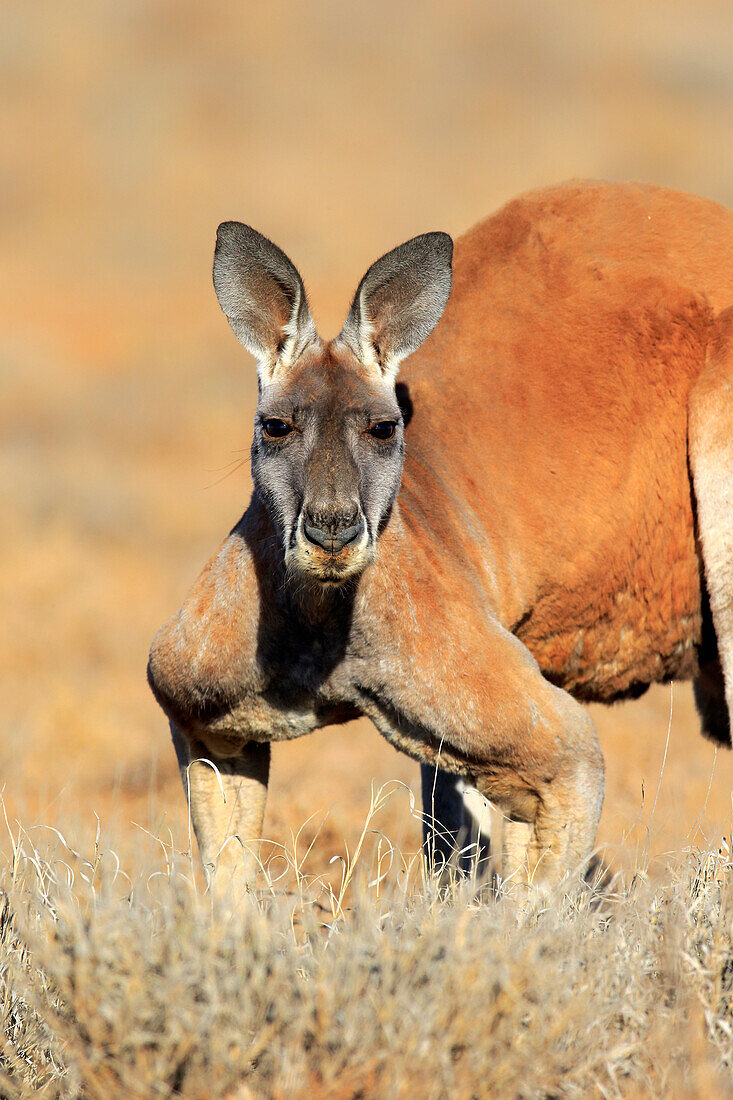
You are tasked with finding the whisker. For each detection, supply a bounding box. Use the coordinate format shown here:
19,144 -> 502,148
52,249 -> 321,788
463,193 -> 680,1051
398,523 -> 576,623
201,458 -> 248,490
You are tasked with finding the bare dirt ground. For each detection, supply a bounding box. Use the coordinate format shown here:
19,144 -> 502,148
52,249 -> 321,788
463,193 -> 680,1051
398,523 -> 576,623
3,3 -> 733,1094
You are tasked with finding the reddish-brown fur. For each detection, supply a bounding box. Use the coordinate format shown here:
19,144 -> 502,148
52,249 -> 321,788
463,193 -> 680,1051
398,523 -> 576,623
149,181 -> 733,893
404,181 -> 733,701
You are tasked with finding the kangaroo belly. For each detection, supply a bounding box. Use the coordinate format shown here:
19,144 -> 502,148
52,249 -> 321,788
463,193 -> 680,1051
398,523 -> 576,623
525,601 -> 701,702
515,484 -> 703,703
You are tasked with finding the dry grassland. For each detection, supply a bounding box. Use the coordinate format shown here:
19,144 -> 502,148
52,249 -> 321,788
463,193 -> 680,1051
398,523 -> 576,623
3,801 -> 733,1098
3,2 -> 733,1095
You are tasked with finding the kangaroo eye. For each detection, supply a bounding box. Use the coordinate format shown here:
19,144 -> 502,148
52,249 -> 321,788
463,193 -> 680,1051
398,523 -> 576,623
263,418 -> 293,439
368,421 -> 397,441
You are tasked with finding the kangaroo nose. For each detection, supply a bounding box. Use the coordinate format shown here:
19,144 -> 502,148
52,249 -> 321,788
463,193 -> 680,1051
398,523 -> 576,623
303,506 -> 363,553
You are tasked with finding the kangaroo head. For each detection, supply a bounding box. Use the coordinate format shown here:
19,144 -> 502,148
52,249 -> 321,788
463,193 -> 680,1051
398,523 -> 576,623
213,223 -> 453,586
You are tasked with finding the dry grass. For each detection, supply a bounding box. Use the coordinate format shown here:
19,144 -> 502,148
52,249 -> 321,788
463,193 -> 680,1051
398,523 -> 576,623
2,789 -> 733,1099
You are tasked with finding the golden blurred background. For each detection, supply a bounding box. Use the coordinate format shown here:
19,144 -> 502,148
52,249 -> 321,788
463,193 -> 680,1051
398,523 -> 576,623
3,0 -> 733,872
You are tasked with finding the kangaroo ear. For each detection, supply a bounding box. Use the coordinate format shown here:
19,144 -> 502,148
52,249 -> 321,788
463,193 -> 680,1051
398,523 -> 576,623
339,232 -> 453,381
213,223 -> 318,385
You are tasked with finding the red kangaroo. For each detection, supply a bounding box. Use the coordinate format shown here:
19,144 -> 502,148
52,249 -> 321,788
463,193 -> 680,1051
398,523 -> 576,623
148,180 -> 733,894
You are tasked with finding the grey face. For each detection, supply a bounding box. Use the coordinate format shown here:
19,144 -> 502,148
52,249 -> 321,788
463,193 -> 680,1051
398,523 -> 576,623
253,354 -> 405,584
212,220 -> 453,586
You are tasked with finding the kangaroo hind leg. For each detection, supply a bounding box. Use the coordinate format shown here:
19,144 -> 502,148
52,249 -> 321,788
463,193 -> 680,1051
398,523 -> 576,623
689,306 -> 733,743
420,765 -> 493,886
